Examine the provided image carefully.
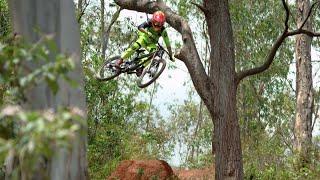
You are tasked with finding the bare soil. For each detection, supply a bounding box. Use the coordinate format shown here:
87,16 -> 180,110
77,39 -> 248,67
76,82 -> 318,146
173,166 -> 215,180
108,160 -> 215,180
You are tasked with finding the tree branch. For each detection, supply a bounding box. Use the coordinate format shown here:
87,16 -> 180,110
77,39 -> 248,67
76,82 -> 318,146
77,0 -> 90,23
114,0 -> 213,108
191,2 -> 208,14
102,7 -> 123,58
286,29 -> 320,37
299,1 -> 319,30
236,0 -> 320,85
283,0 -> 290,30
312,103 -> 318,133
236,30 -> 288,85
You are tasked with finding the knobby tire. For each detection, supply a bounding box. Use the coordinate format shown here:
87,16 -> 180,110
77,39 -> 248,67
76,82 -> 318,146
96,56 -> 121,81
137,58 -> 166,88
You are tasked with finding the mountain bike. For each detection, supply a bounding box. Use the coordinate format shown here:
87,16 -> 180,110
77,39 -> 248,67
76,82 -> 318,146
95,43 -> 171,88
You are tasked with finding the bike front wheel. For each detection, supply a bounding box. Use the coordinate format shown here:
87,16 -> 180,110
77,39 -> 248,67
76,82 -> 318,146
137,58 -> 166,88
95,56 -> 121,81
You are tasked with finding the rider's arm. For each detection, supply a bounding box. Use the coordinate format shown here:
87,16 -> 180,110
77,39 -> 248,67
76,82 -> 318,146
138,21 -> 152,35
162,29 -> 173,59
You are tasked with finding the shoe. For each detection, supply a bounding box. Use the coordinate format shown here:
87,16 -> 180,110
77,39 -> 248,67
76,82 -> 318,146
114,58 -> 123,68
136,66 -> 144,77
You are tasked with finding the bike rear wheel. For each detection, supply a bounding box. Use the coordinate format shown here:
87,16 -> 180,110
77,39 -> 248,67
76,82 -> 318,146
137,58 -> 166,88
96,56 -> 121,81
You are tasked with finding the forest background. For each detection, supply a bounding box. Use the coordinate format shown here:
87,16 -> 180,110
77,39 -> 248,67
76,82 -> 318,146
0,0 -> 320,179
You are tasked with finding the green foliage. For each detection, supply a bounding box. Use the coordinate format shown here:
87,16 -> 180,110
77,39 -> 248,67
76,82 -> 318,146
0,35 -> 76,105
168,90 -> 213,168
231,0 -> 294,73
0,0 -> 11,37
166,0 -> 202,21
230,1 -> 320,179
0,31 -> 83,178
310,0 -> 320,49
0,106 -> 84,179
85,78 -> 173,178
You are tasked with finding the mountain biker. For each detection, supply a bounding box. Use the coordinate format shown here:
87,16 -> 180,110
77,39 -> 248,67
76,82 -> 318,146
115,11 -> 173,76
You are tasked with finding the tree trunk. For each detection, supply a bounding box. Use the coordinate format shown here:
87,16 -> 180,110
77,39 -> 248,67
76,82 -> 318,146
78,0 -> 83,15
100,0 -> 106,59
8,0 -> 88,179
189,101 -> 203,162
294,0 -> 313,168
204,1 -> 243,179
102,7 -> 122,59
77,0 -> 83,24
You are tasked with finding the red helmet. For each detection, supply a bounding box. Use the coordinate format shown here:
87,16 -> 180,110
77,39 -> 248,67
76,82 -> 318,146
152,11 -> 166,28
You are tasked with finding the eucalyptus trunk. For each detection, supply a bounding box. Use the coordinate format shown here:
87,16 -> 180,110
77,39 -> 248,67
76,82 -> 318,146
101,0 -> 106,59
205,1 -> 243,178
294,0 -> 313,168
8,0 -> 88,179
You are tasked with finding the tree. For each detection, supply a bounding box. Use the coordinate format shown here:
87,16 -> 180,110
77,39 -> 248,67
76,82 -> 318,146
168,90 -> 213,168
114,0 -> 320,179
294,0 -> 313,169
8,0 -> 88,179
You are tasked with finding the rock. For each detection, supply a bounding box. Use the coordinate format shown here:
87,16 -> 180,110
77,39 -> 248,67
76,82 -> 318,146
108,160 -> 176,180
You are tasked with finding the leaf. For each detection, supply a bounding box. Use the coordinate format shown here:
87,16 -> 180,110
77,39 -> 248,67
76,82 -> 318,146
56,130 -> 69,139
70,124 -> 80,132
47,79 -> 59,95
19,74 -> 33,87
61,112 -> 72,120
63,76 -> 79,88
0,42 -> 5,52
46,72 -> 56,81
27,140 -> 35,152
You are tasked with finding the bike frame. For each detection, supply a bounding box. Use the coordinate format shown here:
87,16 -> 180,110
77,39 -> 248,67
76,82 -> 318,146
120,43 -> 167,74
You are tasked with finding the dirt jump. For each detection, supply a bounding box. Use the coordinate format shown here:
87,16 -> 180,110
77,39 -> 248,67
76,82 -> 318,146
107,160 -> 214,180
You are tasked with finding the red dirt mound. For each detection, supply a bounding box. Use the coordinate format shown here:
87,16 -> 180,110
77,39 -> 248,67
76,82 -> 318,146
107,160 -> 175,180
173,166 -> 215,180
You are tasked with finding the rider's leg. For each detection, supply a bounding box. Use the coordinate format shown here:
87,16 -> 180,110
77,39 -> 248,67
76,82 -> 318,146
116,36 -> 146,67
135,43 -> 157,77
115,41 -> 140,67
141,43 -> 157,67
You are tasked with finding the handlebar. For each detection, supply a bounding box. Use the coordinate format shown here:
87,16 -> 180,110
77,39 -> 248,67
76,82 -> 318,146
156,43 -> 174,61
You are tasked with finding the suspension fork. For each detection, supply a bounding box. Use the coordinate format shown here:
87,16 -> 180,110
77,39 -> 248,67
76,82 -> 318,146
145,51 -> 159,71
